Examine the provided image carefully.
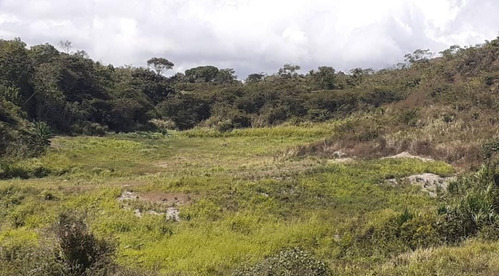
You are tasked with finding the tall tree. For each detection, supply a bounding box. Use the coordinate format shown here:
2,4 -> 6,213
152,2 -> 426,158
147,57 -> 174,75
214,68 -> 237,84
308,66 -> 337,90
404,49 -> 433,65
58,40 -> 72,54
277,64 -> 301,78
0,38 -> 35,115
246,73 -> 265,83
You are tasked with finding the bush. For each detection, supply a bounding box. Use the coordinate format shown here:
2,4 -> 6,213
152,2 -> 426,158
399,214 -> 442,250
231,113 -> 252,128
438,163 -> 499,243
233,248 -> 332,276
266,107 -> 288,125
397,108 -> 419,126
342,209 -> 445,258
0,212 -> 117,276
112,266 -> 159,276
0,161 -> 51,179
0,242 -> 66,276
72,122 -> 108,136
53,212 -> 116,276
216,119 -> 234,132
148,118 -> 175,134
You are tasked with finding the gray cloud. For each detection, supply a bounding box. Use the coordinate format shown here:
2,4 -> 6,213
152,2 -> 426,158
0,0 -> 497,79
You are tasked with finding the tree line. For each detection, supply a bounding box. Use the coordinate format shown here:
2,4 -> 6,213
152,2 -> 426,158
0,37 -> 498,158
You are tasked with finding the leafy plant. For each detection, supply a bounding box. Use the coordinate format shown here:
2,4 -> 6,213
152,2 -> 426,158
439,163 -> 499,243
53,212 -> 116,276
398,108 -> 419,126
234,248 -> 332,276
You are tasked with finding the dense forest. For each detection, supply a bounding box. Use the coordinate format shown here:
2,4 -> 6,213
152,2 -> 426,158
1,38 -> 497,164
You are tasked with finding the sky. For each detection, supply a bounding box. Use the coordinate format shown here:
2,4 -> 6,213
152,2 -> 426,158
0,0 -> 498,79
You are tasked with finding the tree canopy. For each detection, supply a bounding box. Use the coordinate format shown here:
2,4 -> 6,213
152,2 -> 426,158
147,57 -> 174,75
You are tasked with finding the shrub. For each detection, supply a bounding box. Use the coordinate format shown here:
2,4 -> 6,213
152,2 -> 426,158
113,266 -> 159,276
0,161 -> 51,179
40,190 -> 58,201
438,163 -> 499,243
72,122 -> 108,136
480,140 -> 499,160
399,215 -> 442,250
0,213 -> 117,276
0,242 -> 65,276
397,108 -> 419,126
148,118 -> 175,134
231,113 -> 252,128
266,107 -> 288,125
216,119 -> 234,132
233,248 -> 332,276
53,212 -> 116,276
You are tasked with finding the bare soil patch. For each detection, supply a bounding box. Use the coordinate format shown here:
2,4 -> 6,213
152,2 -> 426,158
386,173 -> 456,197
382,151 -> 434,162
327,158 -> 354,164
118,190 -> 193,220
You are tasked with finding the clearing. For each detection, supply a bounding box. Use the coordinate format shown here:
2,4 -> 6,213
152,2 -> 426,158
0,125 -> 496,275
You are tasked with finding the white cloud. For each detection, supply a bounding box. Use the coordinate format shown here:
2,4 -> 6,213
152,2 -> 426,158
0,0 -> 497,78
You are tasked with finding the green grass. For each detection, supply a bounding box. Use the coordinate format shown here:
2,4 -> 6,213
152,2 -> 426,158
179,123 -> 335,138
375,239 -> 498,276
0,124 -> 496,275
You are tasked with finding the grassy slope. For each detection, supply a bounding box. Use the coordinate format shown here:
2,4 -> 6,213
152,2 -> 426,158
0,125 -> 497,275
294,40 -> 498,170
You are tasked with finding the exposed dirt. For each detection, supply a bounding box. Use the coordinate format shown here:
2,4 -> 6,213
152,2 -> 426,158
386,173 -> 456,197
382,151 -> 434,162
118,190 -> 192,221
327,158 -> 354,164
156,162 -> 169,168
237,157 -> 321,180
118,190 -> 139,201
166,207 -> 181,221
133,191 -> 192,205
49,138 -> 64,150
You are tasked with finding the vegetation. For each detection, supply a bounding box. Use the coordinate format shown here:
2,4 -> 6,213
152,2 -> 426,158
0,128 -> 497,275
234,247 -> 332,275
0,37 -> 497,275
1,38 -> 497,160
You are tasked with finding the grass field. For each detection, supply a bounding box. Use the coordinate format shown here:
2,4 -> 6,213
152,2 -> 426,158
0,124 -> 497,275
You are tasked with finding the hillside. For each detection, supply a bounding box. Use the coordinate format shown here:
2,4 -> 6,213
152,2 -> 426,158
0,38 -> 498,275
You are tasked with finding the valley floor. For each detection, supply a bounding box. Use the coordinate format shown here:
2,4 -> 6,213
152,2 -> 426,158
0,124 -> 497,275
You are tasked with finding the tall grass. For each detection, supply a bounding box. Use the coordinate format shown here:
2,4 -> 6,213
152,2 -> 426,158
179,123 -> 334,138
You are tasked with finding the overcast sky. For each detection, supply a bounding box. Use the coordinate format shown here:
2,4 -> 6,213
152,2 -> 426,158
0,0 -> 497,78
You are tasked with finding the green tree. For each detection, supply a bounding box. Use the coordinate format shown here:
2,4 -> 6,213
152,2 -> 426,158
347,67 -> 373,86
185,65 -> 219,83
31,51 -> 112,133
404,49 -> 433,64
440,45 -> 461,59
0,38 -> 35,114
130,67 -> 173,104
214,68 -> 237,84
158,93 -> 211,130
277,64 -> 301,78
147,57 -> 174,75
29,43 -> 61,64
245,73 -> 265,83
308,66 -> 336,90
